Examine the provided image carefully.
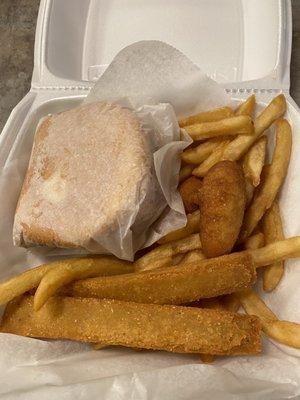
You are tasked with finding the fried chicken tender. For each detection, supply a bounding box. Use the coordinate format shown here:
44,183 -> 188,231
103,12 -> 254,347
179,176 -> 202,213
1,295 -> 261,356
199,161 -> 246,257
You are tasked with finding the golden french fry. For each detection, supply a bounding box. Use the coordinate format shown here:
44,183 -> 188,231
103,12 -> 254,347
179,106 -> 234,127
0,257 -> 133,308
179,249 -> 206,264
185,115 -> 254,141
179,164 -> 193,182
242,136 -> 267,187
137,256 -> 172,272
135,233 -> 201,272
263,320 -> 300,348
34,256 -> 133,311
245,180 -> 255,205
158,210 -> 200,244
236,290 -> 277,320
222,94 -> 287,161
0,264 -> 55,306
235,95 -> 256,117
181,141 -> 219,164
261,201 -> 285,291
245,232 -> 265,250
251,237 -> 300,267
237,290 -> 300,349
192,139 -> 231,177
240,119 -> 292,241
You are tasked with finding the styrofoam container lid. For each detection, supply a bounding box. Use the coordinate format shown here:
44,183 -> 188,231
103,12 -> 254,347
32,0 -> 291,90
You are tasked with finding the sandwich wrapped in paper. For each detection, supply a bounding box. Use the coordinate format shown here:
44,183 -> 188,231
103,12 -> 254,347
13,41 -> 229,260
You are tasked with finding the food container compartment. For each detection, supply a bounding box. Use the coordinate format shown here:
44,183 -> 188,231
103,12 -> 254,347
0,0 -> 300,398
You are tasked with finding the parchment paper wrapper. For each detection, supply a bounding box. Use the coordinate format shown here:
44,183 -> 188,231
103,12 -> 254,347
0,41 -> 300,399
83,41 -> 229,258
8,41 -> 230,260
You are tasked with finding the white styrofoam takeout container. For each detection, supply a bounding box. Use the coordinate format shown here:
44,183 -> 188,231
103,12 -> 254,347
1,0 -> 300,398
0,0 -> 298,175
1,0 -> 298,228
0,0 -> 297,170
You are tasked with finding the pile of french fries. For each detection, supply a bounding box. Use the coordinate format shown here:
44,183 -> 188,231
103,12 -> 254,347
1,94 -> 300,361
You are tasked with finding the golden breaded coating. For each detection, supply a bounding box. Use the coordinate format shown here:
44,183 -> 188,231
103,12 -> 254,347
1,295 -> 261,355
199,161 -> 246,257
64,252 -> 256,304
179,176 -> 202,213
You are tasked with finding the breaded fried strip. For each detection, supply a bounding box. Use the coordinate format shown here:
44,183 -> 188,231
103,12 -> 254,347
199,161 -> 246,257
179,177 -> 202,213
64,252 -> 256,304
1,295 -> 261,355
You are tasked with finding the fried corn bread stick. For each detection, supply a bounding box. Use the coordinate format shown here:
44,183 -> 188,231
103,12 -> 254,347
179,106 -> 234,127
240,119 -> 292,241
158,210 -> 200,244
200,355 -> 215,363
221,231 -> 265,314
65,252 -> 256,304
34,257 -> 134,311
64,237 -> 300,305
261,201 -> 285,292
222,94 -> 286,161
235,95 -> 256,117
181,141 -> 220,165
1,295 -> 261,356
185,115 -> 254,141
197,297 -> 224,362
0,257 -> 133,306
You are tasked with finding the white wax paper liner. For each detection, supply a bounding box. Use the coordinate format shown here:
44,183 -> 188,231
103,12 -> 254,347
1,41 -> 300,399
